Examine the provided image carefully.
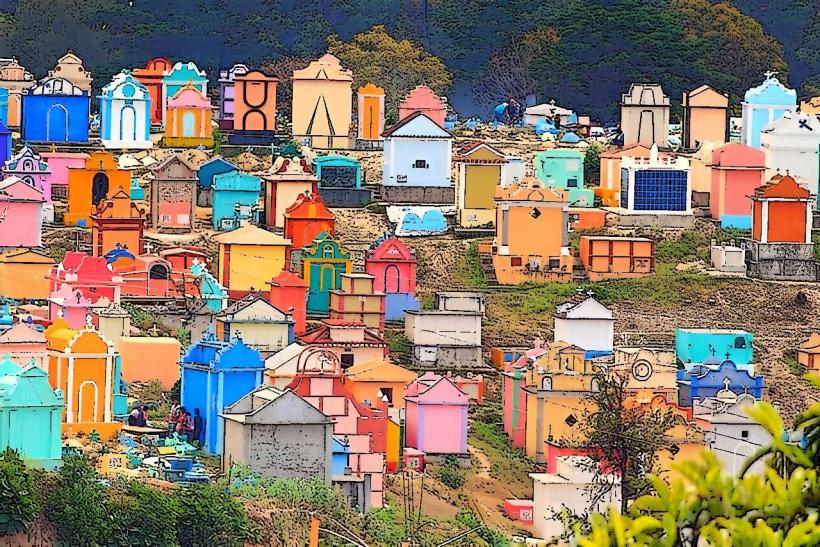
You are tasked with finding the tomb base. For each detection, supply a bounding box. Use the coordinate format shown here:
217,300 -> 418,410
62,421 -> 123,441
227,130 -> 277,145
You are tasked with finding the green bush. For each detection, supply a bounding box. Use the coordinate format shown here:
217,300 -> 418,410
109,479 -> 180,547
43,454 -> 113,546
0,448 -> 38,535
175,483 -> 256,547
435,455 -> 466,489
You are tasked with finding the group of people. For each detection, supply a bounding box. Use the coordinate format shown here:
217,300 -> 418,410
127,400 -> 205,447
167,401 -> 204,446
493,98 -> 524,126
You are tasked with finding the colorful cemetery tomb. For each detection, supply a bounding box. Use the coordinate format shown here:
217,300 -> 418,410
90,189 -> 145,258
523,342 -> 599,461
381,112 -> 454,204
612,347 -> 679,402
454,141 -> 510,228
0,87 -> 8,126
677,360 -> 764,407
797,334 -> 820,373
619,146 -> 691,214
268,270 -> 308,336
329,273 -> 386,332
675,328 -> 753,369
530,457 -> 621,541
694,394 -> 769,475
709,143 -> 766,229
404,372 -> 469,455
45,318 -> 123,437
21,77 -> 90,143
760,111 -> 820,194
741,72 -> 797,148
287,350 -> 387,507
118,336 -> 180,390
215,294 -> 294,355
212,170 -> 262,230
0,122 -> 10,167
99,70 -> 152,149
283,191 -> 334,260
196,156 -> 236,207
190,259 -> 229,312
398,85 -> 446,127
357,83 -> 385,143
180,331 -> 264,454
150,153 -> 197,232
3,145 -> 52,218
65,151 -> 130,227
553,294 -> 614,353
578,235 -> 656,282
681,85 -> 729,148
229,69 -> 279,144
300,320 -> 388,368
595,144 -> 654,206
48,252 -> 124,323
365,236 -> 420,321
300,232 -> 352,315
0,356 -> 63,469
217,63 -> 249,129
313,155 -> 371,206
0,176 -> 45,250
291,54 -> 353,149
689,141 -> 720,207
404,292 -> 483,370
132,57 -> 172,125
261,156 -> 318,229
741,175 -> 816,281
263,342 -> 306,389
93,300 -> 131,349
214,224 -> 291,299
620,83 -> 670,147
41,150 -> 88,202
48,51 -> 92,91
491,176 -> 572,285
0,249 -> 54,300
163,83 -> 213,148
161,61 -> 207,127
221,385 -> 333,481
0,58 -> 35,127
0,322 -> 47,369
344,359 -> 417,409
534,149 -> 593,207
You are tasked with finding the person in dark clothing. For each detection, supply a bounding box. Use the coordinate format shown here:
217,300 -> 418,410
192,408 -> 204,447
128,405 -> 147,427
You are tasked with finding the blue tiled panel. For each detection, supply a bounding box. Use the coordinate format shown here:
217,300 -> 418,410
633,169 -> 687,211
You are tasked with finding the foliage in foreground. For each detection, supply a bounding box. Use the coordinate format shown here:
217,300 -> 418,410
574,397 -> 820,546
0,448 -> 38,535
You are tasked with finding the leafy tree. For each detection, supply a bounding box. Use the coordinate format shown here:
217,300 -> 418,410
574,400 -> 820,546
0,448 -> 38,535
175,483 -> 256,547
327,25 -> 453,117
580,371 -> 680,512
260,55 -> 311,119
584,142 -> 604,187
42,454 -> 113,546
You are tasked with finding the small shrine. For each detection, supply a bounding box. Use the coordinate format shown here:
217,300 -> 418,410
398,85 -> 447,127
329,273 -> 386,332
357,83 -> 385,142
47,51 -> 93,90
313,155 -> 371,206
196,156 -> 237,207
65,151 -> 131,227
301,232 -> 353,315
214,224 -> 291,299
217,63 -> 249,129
0,176 -> 45,250
229,69 -> 279,144
160,61 -> 207,127
268,270 -> 308,336
99,69 -> 152,149
365,235 -> 420,320
212,170 -> 262,230
283,191 -> 335,258
132,57 -> 172,125
150,154 -> 197,232
21,77 -> 91,143
90,189 -> 146,258
163,83 -> 214,148
260,156 -> 318,229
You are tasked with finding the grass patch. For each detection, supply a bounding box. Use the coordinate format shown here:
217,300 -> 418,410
469,404 -> 534,487
456,241 -> 487,289
784,355 -> 806,377
384,331 -> 412,365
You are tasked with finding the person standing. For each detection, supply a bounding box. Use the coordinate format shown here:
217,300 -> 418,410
192,408 -> 204,447
167,400 -> 181,433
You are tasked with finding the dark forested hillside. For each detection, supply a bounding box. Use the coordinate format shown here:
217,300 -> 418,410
0,0 -> 806,119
